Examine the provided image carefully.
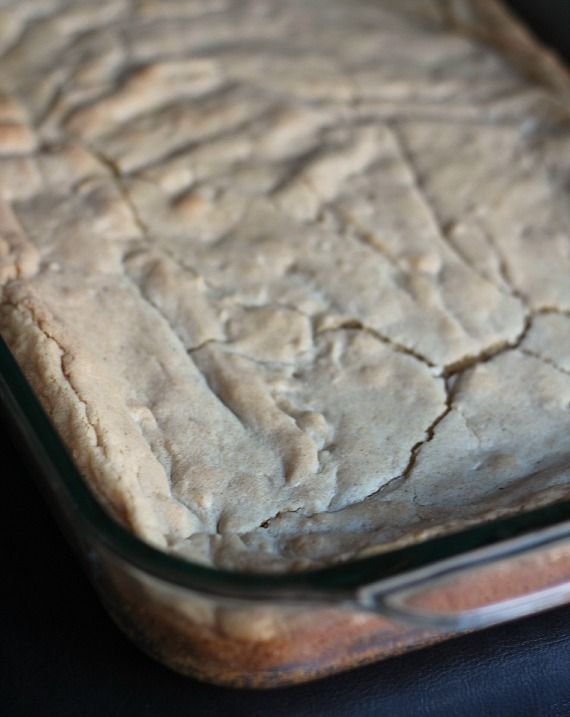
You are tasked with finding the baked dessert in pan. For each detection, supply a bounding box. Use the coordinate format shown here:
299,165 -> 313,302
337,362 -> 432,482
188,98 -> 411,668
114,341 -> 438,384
1,0 -> 570,573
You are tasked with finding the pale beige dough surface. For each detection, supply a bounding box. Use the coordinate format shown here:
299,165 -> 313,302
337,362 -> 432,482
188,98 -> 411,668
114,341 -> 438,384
0,0 -> 570,570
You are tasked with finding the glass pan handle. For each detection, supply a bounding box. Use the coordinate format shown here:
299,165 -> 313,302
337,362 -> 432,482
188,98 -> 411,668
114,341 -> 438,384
357,522 -> 570,631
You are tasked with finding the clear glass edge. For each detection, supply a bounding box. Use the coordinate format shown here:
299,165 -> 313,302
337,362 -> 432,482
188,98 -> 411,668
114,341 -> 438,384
358,524 -> 570,629
2,335 -> 570,605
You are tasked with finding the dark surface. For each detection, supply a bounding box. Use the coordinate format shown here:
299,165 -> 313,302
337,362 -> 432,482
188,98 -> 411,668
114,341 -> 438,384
3,2 -> 570,716
505,0 -> 570,58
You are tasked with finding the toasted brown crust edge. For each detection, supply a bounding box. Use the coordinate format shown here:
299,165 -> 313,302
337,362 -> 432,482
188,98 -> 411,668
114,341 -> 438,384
442,0 -> 570,102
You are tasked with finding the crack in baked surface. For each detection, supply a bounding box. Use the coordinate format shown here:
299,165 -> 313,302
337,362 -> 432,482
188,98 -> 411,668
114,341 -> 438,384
0,0 -> 570,571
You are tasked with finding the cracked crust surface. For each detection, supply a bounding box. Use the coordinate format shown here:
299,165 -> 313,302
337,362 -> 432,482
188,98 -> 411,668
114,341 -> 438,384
0,0 -> 570,570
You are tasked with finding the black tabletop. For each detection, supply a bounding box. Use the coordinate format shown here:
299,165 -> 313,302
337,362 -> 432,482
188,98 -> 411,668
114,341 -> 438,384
3,2 -> 570,715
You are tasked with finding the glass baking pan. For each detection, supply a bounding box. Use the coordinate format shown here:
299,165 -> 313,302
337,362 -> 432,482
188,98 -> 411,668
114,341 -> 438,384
2,336 -> 570,688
